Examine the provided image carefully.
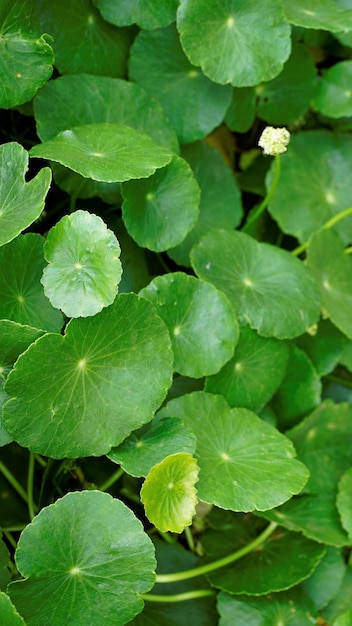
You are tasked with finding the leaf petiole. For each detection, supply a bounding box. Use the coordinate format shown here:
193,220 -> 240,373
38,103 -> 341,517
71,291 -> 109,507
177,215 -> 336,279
292,205 -> 352,256
242,154 -> 281,232
141,589 -> 215,603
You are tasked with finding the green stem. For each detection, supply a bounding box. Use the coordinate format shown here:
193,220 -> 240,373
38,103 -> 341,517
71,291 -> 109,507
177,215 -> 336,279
345,245 -> 352,254
292,205 -> 352,257
242,154 -> 281,232
98,467 -> 124,492
2,525 -> 27,532
3,530 -> 17,550
34,453 -> 47,468
27,452 -> 37,520
0,461 -> 28,505
325,374 -> 352,389
141,589 -> 215,603
184,526 -> 195,552
155,521 -> 277,584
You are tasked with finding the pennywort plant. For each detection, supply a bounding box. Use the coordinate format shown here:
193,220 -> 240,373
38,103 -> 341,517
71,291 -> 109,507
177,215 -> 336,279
1,0 -> 352,624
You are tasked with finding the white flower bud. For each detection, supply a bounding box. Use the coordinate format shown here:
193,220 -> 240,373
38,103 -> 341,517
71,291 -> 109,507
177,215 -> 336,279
258,126 -> 290,156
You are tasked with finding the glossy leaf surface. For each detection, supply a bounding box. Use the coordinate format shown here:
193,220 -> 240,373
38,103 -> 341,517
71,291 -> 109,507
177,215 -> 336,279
8,491 -> 156,626
3,294 -> 173,458
94,0 -> 178,29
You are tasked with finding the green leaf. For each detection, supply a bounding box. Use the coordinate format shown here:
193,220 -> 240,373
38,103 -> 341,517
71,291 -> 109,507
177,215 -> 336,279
168,141 -> 243,266
129,24 -> 232,143
287,400 -> 352,495
323,566 -> 352,624
337,468 -> 352,541
272,345 -> 322,429
37,0 -> 133,76
0,0 -> 54,109
257,43 -> 317,125
0,535 -> 10,591
334,611 -> 352,626
108,417 -> 196,478
34,74 -> 179,151
0,234 -> 63,332
158,392 -> 309,512
42,210 -> 122,318
303,547 -> 346,610
205,325 -> 289,412
307,229 -> 352,339
141,452 -> 199,533
267,131 -> 352,245
217,588 -> 318,626
203,524 -> 326,595
191,229 -> 321,339
224,87 -> 256,133
112,218 -> 150,295
281,0 -> 352,31
177,0 -> 291,87
314,61 -> 352,118
295,319 -> 348,377
121,156 -> 200,252
3,293 -> 173,458
140,273 -> 239,378
0,593 -> 26,626
30,124 -> 173,183
93,0 -> 178,29
260,493 -> 350,547
8,491 -> 156,626
0,143 -> 51,248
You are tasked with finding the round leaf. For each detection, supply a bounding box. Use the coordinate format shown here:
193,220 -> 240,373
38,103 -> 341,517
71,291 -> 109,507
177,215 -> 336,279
281,0 -> 352,31
314,61 -> 352,118
141,452 -> 199,533
224,87 -> 256,133
303,547 -> 346,611
109,417 -> 196,478
0,142 -> 51,248
8,491 -> 156,626
307,229 -> 352,339
0,234 -> 63,332
191,229 -> 321,339
272,344 -> 322,429
37,0 -> 133,76
34,74 -> 178,151
203,525 -> 326,595
296,319 -> 348,377
159,392 -> 309,512
168,141 -> 243,266
177,0 -> 291,87
0,0 -> 54,109
121,156 -> 200,252
257,43 -> 317,125
140,273 -> 239,377
267,131 -> 352,244
217,588 -> 318,626
3,293 -> 173,458
94,0 -> 178,29
287,400 -> 352,495
0,593 -> 26,626
42,210 -> 122,318
337,468 -> 352,541
129,24 -> 232,143
30,124 -> 173,183
206,324 -> 289,412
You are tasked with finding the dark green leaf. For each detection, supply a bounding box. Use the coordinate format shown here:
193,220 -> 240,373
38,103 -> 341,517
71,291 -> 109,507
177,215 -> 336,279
122,157 -> 200,252
224,88 -> 256,133
0,535 -> 10,591
93,0 -> 178,29
8,491 -> 156,626
314,60 -> 352,118
140,273 -> 239,377
0,593 -> 26,626
3,294 -> 173,458
191,229 -> 321,339
129,24 -> 232,143
303,547 -> 346,610
281,0 -> 352,31
295,319 -> 348,376
337,468 -> 352,540
206,325 -> 289,412
323,567 -> 352,624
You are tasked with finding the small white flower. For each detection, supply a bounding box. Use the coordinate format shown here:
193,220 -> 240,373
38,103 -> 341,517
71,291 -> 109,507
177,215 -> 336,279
258,126 -> 290,156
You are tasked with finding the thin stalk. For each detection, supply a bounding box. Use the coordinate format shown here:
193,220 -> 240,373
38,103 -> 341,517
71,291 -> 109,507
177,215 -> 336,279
292,205 -> 352,256
325,374 -> 352,389
141,589 -> 215,603
34,453 -> 47,468
27,452 -> 37,520
0,461 -> 28,505
3,530 -> 17,550
2,524 -> 27,532
242,154 -> 281,232
155,521 -> 277,584
98,467 -> 124,492
184,526 -> 195,552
